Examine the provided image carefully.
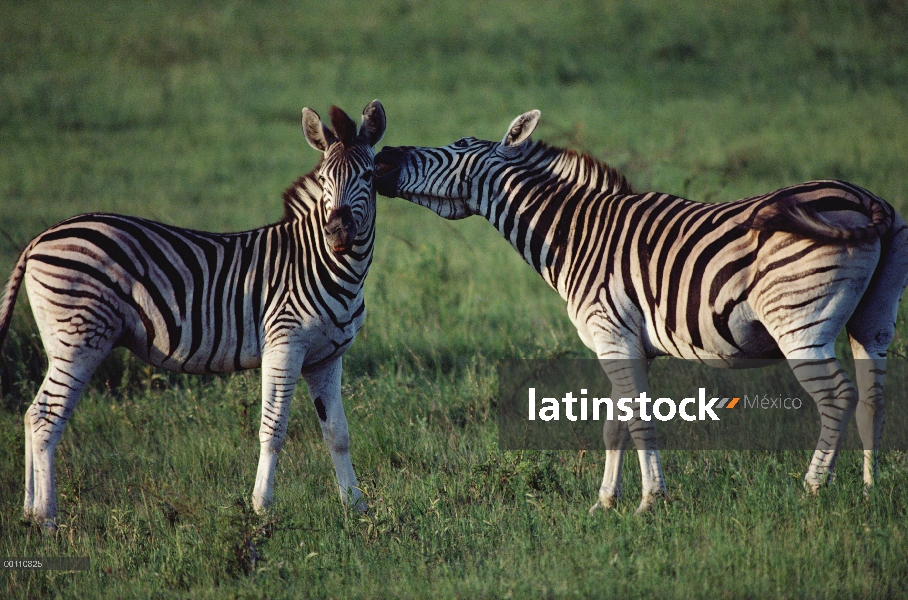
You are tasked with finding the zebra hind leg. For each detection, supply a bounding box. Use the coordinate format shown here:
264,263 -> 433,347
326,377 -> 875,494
788,352 -> 859,494
848,340 -> 886,493
26,354 -> 104,532
846,221 -> 908,492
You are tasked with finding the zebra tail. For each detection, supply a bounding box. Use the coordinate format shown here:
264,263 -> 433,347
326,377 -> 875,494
747,192 -> 893,243
0,243 -> 32,352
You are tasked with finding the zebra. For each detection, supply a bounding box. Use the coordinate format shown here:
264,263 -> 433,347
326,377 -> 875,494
374,110 -> 908,514
0,100 -> 386,531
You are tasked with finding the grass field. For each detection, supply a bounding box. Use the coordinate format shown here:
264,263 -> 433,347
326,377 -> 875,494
3,1 -> 908,597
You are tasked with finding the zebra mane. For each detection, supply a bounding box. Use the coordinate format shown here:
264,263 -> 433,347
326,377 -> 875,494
533,141 -> 634,196
280,170 -> 322,222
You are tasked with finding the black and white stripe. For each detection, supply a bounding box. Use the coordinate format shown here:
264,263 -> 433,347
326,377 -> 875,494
375,109 -> 908,513
0,100 -> 386,530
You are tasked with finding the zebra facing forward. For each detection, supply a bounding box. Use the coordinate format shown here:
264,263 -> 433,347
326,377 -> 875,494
0,100 -> 386,531
375,110 -> 908,514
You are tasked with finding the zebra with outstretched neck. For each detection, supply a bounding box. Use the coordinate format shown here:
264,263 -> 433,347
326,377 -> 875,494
375,110 -> 908,514
0,100 -> 386,531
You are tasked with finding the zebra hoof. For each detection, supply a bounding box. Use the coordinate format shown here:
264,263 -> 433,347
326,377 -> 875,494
634,492 -> 667,516
40,518 -> 58,534
588,496 -> 618,515
862,483 -> 874,500
252,497 -> 273,516
634,502 -> 653,516
804,469 -> 836,496
803,478 -> 824,496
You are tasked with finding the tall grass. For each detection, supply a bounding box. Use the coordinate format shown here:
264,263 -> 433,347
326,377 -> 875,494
2,0 -> 908,597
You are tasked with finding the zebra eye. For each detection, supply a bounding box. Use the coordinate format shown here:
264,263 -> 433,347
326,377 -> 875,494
362,170 -> 373,182
453,138 -> 469,148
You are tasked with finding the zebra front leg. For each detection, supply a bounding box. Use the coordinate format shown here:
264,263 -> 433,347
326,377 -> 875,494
595,357 -> 666,514
589,420 -> 630,514
302,357 -> 366,512
629,417 -> 667,514
26,358 -> 94,532
789,355 -> 859,494
252,344 -> 305,513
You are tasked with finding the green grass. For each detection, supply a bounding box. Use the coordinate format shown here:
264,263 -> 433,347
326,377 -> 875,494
2,0 -> 908,597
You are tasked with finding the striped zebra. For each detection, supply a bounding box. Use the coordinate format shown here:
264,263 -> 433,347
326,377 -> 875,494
375,110 -> 908,514
0,100 -> 386,531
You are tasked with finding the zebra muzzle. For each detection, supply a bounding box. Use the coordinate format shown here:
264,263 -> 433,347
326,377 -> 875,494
374,148 -> 404,197
325,206 -> 357,253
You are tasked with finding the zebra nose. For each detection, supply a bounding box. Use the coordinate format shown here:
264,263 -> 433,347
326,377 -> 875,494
325,206 -> 357,253
375,147 -> 404,196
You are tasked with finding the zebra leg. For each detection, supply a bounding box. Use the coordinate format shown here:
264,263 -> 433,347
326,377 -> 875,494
252,344 -> 305,513
846,222 -> 908,491
788,351 -> 859,493
301,357 -> 365,512
848,341 -> 885,492
629,420 -> 667,514
593,358 -> 666,515
23,410 -> 33,520
26,357 -> 98,531
589,419 -> 630,514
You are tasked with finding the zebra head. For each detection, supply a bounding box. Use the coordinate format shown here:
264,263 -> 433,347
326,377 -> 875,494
375,110 -> 541,219
302,100 -> 386,253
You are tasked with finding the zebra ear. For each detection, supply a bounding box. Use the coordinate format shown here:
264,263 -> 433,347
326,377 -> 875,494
358,100 -> 386,147
302,108 -> 338,153
501,110 -> 541,148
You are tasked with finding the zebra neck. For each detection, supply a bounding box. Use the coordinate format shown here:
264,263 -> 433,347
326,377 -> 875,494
482,144 -> 630,294
341,224 -> 376,280
282,175 -> 320,221
483,192 -> 561,292
305,209 -> 375,282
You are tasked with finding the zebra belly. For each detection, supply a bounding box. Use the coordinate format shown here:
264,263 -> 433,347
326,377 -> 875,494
656,321 -> 784,362
119,319 -> 264,374
122,315 -> 363,374
120,307 -> 364,375
643,300 -> 784,362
